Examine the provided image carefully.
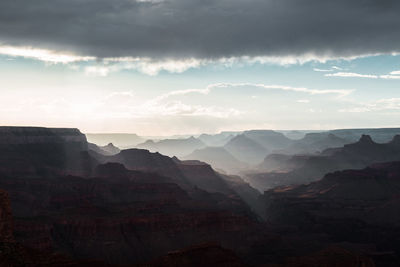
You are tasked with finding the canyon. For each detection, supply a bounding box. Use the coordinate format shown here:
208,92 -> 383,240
2,126 -> 400,266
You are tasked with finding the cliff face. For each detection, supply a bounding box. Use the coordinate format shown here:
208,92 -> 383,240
0,166 -> 257,265
261,161 -> 400,265
0,127 -> 87,149
99,148 -> 191,188
0,189 -> 13,243
263,162 -> 400,225
0,127 -> 94,177
177,160 -> 234,195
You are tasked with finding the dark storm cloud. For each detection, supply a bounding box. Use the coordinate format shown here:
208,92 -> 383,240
0,0 -> 400,59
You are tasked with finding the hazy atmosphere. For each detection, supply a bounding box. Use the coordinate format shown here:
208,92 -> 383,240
2,2 -> 400,266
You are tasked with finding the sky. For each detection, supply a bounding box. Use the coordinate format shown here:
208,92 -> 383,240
0,0 -> 400,136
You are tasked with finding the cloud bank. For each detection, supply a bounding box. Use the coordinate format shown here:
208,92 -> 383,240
1,0 -> 400,61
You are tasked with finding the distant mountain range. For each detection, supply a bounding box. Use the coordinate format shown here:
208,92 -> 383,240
86,128 -> 400,176
247,134 -> 400,191
197,131 -> 239,146
86,133 -> 144,148
136,136 -> 206,157
88,142 -> 120,155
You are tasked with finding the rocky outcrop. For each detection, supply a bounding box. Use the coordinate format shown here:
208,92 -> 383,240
98,148 -> 259,211
261,161 -> 400,265
263,161 -> 400,225
88,142 -> 120,156
98,148 -> 191,188
0,165 -> 258,265
0,127 -> 94,177
100,143 -> 120,155
0,127 -> 87,149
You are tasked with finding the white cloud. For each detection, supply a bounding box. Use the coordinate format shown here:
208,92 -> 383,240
153,83 -> 353,98
324,70 -> 400,80
313,68 -> 332,72
380,74 -> 400,80
339,98 -> 400,113
153,88 -> 211,102
84,66 -> 112,76
390,70 -> 400,75
84,57 -> 205,76
313,66 -> 344,72
325,72 -> 378,79
0,45 -> 94,63
13,89 -> 242,121
140,101 -> 242,118
0,44 -> 389,76
83,82 -> 343,119
206,83 -> 353,97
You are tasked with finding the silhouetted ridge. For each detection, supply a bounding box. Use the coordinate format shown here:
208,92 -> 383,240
246,134 -> 400,191
105,149 -> 189,187
330,128 -> 400,143
86,133 -> 144,147
224,134 -> 268,164
358,134 -> 374,144
262,161 -> 400,233
390,134 -> 400,146
136,137 -> 206,157
277,132 -> 350,155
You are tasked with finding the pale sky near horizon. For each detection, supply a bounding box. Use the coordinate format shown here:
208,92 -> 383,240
1,0 -> 400,136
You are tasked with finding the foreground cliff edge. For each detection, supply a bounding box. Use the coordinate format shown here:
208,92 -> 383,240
1,126 -> 400,266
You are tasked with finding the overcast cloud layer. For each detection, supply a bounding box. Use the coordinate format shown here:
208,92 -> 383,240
0,0 -> 400,60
